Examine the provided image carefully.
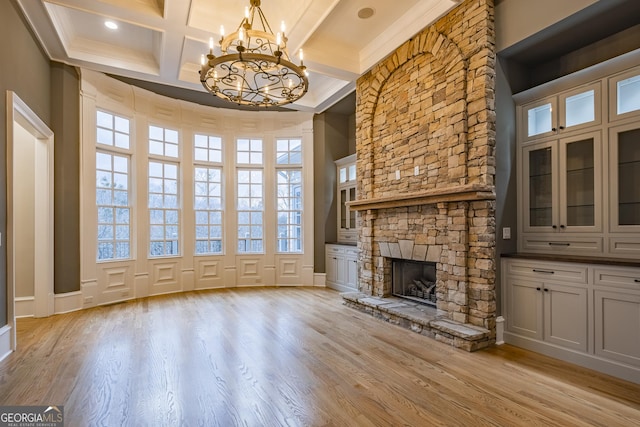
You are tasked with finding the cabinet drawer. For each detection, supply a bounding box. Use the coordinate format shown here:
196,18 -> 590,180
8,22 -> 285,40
325,245 -> 346,256
505,260 -> 588,284
521,235 -> 602,254
345,248 -> 359,258
608,237 -> 640,258
594,267 -> 640,290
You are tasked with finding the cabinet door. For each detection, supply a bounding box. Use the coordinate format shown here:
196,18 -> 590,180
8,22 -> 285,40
520,98 -> 557,141
326,252 -> 338,284
594,289 -> 640,367
522,141 -> 558,232
345,255 -> 358,290
559,132 -> 602,232
543,283 -> 588,352
507,278 -> 543,340
558,83 -> 601,132
610,122 -> 640,233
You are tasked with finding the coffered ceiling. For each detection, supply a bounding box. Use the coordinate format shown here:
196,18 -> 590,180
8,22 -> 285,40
16,0 -> 461,112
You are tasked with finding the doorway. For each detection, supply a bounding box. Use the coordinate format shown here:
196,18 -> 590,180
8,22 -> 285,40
6,91 -> 54,351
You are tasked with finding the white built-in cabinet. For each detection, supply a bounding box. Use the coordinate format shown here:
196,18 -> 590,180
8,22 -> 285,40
517,65 -> 640,258
508,60 -> 640,383
335,154 -> 357,244
502,257 -> 640,383
325,244 -> 358,292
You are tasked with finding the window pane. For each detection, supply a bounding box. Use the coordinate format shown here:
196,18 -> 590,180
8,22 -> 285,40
194,165 -> 223,254
276,168 -> 303,253
96,149 -> 130,261
149,160 -> 180,257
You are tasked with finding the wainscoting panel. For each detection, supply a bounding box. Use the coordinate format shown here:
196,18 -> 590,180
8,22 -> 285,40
276,257 -> 301,285
195,259 -> 224,290
236,258 -> 264,286
149,260 -> 182,295
97,264 -> 134,304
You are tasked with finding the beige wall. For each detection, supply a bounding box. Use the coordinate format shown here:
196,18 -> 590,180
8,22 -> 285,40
13,123 -> 36,298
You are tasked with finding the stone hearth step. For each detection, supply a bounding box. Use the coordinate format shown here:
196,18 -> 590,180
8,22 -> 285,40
341,292 -> 491,352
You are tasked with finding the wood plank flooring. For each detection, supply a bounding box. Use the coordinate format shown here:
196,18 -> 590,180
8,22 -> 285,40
1,287 -> 639,426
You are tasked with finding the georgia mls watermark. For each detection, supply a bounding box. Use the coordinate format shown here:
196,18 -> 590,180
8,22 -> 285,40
0,406 -> 63,427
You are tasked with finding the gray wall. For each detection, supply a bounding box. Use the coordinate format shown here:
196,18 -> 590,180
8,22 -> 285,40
0,1 -> 81,326
0,0 -> 52,326
51,63 -> 80,294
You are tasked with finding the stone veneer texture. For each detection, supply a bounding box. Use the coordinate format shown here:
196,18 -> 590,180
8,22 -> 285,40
354,0 -> 496,337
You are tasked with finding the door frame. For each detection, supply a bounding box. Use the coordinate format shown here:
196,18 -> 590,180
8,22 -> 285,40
6,91 -> 55,350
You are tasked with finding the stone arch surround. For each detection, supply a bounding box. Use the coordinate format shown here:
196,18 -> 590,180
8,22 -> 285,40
351,0 -> 497,348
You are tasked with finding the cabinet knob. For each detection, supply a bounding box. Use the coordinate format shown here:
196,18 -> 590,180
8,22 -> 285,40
560,224 -> 566,229
544,288 -> 549,292
552,225 -> 557,229
635,279 -> 640,283
536,287 -> 541,291
552,127 -> 557,132
559,125 -> 565,130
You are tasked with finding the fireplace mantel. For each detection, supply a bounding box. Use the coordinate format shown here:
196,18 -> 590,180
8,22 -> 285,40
347,184 -> 495,211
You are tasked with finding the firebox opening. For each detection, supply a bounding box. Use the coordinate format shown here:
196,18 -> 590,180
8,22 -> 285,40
392,259 -> 437,307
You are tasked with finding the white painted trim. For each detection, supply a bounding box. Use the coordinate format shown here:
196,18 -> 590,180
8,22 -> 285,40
314,273 -> 326,287
495,316 -> 505,345
54,291 -> 83,314
6,91 -> 55,353
15,296 -> 35,318
504,332 -> 640,385
0,325 -> 12,362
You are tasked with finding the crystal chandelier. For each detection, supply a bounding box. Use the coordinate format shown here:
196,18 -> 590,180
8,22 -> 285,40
199,0 -> 309,107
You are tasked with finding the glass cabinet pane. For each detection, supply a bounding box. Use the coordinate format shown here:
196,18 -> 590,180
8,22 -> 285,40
348,164 -> 356,181
565,138 -> 595,226
565,90 -> 594,128
339,167 -> 347,183
618,128 -> 640,225
340,189 -> 347,229
349,187 -> 356,229
528,103 -> 553,137
617,75 -> 640,115
529,147 -> 553,226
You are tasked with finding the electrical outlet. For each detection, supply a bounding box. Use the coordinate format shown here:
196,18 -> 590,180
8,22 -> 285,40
414,166 -> 419,175
502,227 -> 511,240
395,170 -> 400,180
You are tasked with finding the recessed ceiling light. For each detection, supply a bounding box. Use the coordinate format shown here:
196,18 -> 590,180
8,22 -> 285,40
357,7 -> 375,19
104,21 -> 118,30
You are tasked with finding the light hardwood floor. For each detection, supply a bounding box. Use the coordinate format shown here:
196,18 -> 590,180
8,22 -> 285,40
1,287 -> 639,426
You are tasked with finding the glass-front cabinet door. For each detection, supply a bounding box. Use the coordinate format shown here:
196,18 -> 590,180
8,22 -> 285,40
559,132 -> 602,232
610,123 -> 640,232
521,83 -> 600,142
522,141 -> 557,232
522,132 -> 601,233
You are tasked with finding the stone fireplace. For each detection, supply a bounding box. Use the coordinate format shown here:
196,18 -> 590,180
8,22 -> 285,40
342,0 -> 497,351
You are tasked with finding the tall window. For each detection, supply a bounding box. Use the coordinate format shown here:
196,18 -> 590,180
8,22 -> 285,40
96,110 -> 131,261
149,125 -> 180,257
276,139 -> 303,252
237,138 -> 263,253
194,133 -> 223,254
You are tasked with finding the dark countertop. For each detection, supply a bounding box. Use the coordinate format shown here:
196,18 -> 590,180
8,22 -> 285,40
325,242 -> 357,247
501,252 -> 640,268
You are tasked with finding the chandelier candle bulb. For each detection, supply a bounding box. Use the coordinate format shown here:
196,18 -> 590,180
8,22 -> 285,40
209,37 -> 214,54
200,54 -> 205,66
245,6 -> 249,19
281,20 -> 286,33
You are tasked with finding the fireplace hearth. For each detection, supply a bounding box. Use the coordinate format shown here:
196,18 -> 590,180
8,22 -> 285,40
392,259 -> 437,306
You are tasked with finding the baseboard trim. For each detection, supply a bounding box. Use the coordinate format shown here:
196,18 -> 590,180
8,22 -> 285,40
504,332 -> 640,385
54,291 -> 83,314
313,273 -> 326,287
0,325 -> 13,362
15,296 -> 34,318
